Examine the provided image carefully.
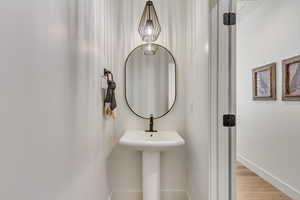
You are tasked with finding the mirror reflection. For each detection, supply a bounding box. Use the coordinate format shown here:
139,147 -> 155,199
125,44 -> 176,119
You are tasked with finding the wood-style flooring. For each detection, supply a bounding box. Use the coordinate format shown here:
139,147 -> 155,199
236,162 -> 292,200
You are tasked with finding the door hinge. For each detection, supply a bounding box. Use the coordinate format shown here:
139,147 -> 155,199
223,114 -> 236,127
223,12 -> 236,25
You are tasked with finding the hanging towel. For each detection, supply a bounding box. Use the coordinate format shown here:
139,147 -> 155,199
104,79 -> 117,119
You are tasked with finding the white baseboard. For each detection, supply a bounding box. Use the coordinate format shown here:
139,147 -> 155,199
237,155 -> 300,200
111,190 -> 188,200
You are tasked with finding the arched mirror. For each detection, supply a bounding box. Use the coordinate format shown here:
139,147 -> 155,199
125,44 -> 176,119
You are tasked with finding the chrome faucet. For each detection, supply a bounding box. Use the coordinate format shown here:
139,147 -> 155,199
145,114 -> 157,132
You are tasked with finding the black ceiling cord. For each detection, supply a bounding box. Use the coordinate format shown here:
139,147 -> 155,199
104,69 -> 117,118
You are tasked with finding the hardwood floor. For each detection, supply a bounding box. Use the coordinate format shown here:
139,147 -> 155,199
236,162 -> 292,200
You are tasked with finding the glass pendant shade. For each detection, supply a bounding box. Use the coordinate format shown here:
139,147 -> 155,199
138,1 -> 161,42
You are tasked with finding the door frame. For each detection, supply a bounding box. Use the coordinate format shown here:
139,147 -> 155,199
209,0 -> 236,200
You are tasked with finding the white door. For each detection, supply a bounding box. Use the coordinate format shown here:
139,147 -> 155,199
210,0 -> 236,200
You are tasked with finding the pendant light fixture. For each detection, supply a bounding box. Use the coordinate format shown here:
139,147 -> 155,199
138,0 -> 161,43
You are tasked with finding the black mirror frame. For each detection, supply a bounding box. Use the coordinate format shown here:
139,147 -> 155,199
124,43 -> 177,119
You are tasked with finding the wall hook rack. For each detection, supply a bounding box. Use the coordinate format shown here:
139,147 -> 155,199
104,68 -> 114,81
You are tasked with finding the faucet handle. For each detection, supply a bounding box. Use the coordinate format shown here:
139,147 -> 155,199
145,114 -> 157,132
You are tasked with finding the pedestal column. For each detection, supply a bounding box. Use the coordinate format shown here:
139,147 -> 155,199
142,151 -> 160,200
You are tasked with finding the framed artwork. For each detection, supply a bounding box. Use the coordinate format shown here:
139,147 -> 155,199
252,63 -> 276,100
282,55 -> 300,101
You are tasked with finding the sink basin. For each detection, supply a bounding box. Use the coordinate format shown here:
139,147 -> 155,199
119,130 -> 185,152
119,130 -> 184,200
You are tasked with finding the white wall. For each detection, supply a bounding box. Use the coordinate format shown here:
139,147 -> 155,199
237,0 -> 300,198
107,1 -> 187,199
107,0 -> 211,200
0,1 -> 212,199
185,0 -> 210,200
0,0 -> 114,199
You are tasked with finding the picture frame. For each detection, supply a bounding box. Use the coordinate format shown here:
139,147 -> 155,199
282,55 -> 300,101
252,63 -> 276,100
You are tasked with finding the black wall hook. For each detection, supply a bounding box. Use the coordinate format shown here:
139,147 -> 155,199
104,68 -> 114,81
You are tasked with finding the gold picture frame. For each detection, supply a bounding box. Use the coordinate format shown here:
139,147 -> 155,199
252,63 -> 276,101
282,55 -> 300,101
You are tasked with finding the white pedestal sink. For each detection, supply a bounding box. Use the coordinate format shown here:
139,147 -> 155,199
119,130 -> 185,200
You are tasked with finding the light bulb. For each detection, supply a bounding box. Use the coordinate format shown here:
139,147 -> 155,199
145,19 -> 154,36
